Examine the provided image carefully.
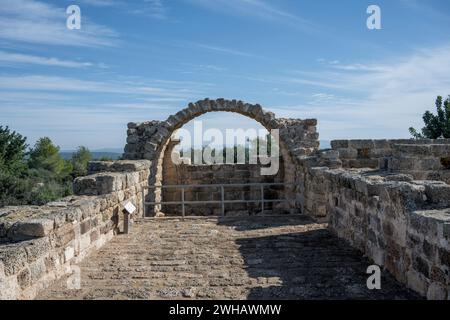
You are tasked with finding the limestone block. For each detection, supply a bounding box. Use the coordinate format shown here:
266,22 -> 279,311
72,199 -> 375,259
24,237 -> 51,263
394,144 -> 431,156
64,246 -> 75,262
54,223 -> 76,248
430,144 -> 450,157
427,282 -> 448,300
348,140 -> 375,149
16,267 -> 31,289
65,207 -> 83,223
9,219 -> 54,240
0,265 -> 20,299
373,139 -> 391,149
127,122 -> 138,129
337,148 -> 357,159
331,140 -> 349,149
424,183 -> 450,206
29,258 -> 46,283
0,245 -> 28,276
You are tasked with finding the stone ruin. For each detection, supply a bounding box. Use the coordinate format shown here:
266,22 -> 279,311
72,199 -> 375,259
1,98 -> 449,300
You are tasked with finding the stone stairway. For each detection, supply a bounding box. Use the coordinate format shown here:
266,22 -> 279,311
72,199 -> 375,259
37,216 -> 419,300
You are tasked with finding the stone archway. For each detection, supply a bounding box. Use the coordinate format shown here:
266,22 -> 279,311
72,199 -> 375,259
123,98 -> 319,216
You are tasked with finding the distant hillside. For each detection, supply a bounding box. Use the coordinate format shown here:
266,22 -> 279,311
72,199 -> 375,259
60,148 -> 122,160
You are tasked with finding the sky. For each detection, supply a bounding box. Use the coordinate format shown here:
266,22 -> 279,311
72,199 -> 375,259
1,0 -> 450,151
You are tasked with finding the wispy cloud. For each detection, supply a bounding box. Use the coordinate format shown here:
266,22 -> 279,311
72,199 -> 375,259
0,0 -> 117,47
0,75 -> 205,99
185,0 -> 318,33
269,44 -> 450,140
193,43 -> 259,58
0,51 -> 93,68
79,0 -> 122,7
81,0 -> 169,19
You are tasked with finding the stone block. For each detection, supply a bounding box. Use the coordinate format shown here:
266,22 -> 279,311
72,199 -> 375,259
348,140 -> 375,149
24,237 -> 51,263
9,219 -> 54,240
406,270 -> 428,296
337,148 -> 357,159
80,219 -> 91,235
64,246 -> 75,262
29,258 -> 46,283
54,223 -> 76,248
17,267 -> 31,289
331,140 -> 349,149
373,140 -> 390,149
427,282 -> 448,300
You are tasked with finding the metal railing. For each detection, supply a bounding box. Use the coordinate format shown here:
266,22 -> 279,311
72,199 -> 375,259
142,182 -> 297,218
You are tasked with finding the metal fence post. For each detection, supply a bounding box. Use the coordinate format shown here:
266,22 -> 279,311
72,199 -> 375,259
221,185 -> 225,216
181,187 -> 185,220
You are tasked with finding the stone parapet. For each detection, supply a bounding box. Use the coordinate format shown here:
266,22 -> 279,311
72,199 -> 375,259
301,164 -> 450,299
0,160 -> 149,300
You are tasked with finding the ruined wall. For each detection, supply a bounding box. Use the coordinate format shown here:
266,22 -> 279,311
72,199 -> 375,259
123,98 -> 319,162
302,157 -> 450,299
389,144 -> 450,184
123,98 -> 319,216
331,139 -> 450,170
162,163 -> 286,216
0,160 -> 150,300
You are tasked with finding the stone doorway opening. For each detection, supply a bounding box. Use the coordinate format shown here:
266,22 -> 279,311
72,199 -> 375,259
159,112 -> 288,216
123,99 -> 320,217
156,111 -> 295,217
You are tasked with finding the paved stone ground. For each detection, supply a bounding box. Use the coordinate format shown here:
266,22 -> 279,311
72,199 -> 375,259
37,216 -> 420,300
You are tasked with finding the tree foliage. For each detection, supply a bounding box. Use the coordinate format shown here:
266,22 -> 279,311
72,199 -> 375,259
0,128 -> 92,207
71,146 -> 92,178
409,96 -> 450,139
0,126 -> 28,172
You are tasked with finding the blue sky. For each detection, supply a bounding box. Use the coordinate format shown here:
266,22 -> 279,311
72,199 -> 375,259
1,0 -> 450,150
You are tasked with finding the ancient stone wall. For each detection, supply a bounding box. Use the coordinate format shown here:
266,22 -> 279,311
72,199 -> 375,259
389,144 -> 450,184
302,163 -> 450,299
331,139 -> 450,170
123,98 -> 319,216
123,98 -> 319,162
162,163 -> 286,216
0,160 -> 150,300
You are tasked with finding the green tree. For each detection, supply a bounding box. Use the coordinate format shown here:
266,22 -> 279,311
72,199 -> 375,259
71,146 -> 92,178
0,126 -> 28,172
28,137 -> 72,179
0,126 -> 29,206
409,95 -> 450,139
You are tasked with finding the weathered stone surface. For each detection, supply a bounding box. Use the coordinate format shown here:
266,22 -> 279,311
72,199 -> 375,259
37,216 -> 419,300
0,159 -> 149,300
8,219 -> 54,240
0,246 -> 27,276
122,98 -> 319,163
24,238 -> 51,263
88,160 -> 151,174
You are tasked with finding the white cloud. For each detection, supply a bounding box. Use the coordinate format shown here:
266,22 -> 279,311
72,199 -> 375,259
0,75 -> 206,100
80,0 -> 168,19
0,51 -> 93,68
79,0 -> 122,7
0,0 -> 117,47
185,0 -> 317,32
189,42 -> 262,58
269,45 -> 450,140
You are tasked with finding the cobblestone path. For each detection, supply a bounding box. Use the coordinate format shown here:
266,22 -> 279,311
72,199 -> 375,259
38,216 -> 419,300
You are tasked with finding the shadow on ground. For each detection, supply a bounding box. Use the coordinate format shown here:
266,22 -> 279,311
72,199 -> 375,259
216,214 -> 315,231
220,215 -> 421,300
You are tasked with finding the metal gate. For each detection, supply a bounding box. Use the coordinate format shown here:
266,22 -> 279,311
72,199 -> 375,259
142,182 -> 297,218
